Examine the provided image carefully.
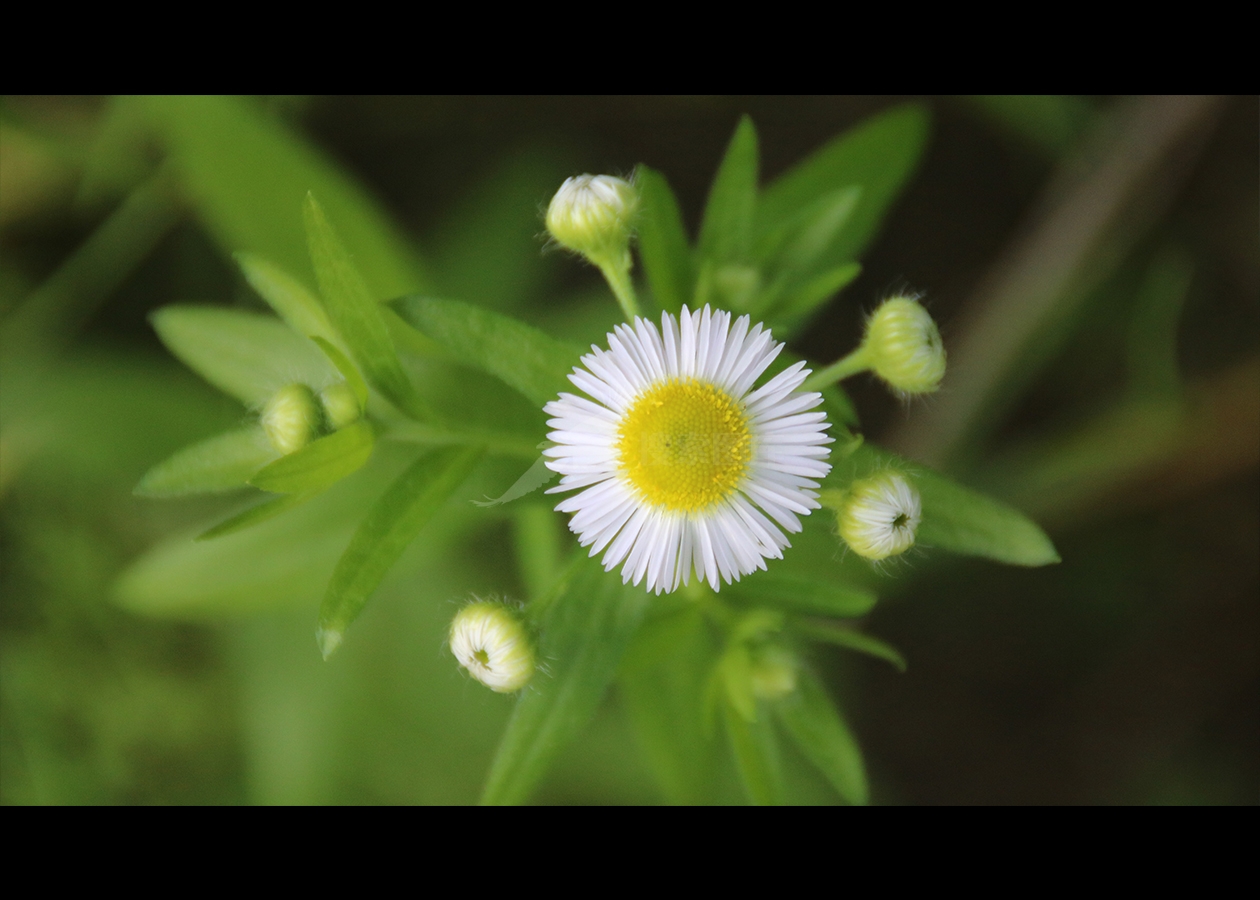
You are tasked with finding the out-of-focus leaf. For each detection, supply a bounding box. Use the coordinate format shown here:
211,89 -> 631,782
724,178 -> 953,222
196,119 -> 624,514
142,95 -> 425,299
115,445 -> 412,617
773,262 -> 863,333
758,104 -> 929,264
722,695 -> 784,806
776,668 -> 868,805
235,251 -> 335,344
196,493 -> 311,541
697,116 -> 759,266
428,146 -> 566,312
249,421 -> 375,495
150,306 -> 334,407
135,426 -> 277,497
760,186 -> 862,272
794,620 -> 907,672
620,606 -> 720,804
391,295 -> 582,407
471,454 -> 556,507
480,556 -> 648,805
728,574 -> 877,619
310,337 -> 368,410
851,444 -> 1060,566
304,194 -> 431,421
967,95 -> 1095,158
511,504 -> 563,602
636,165 -> 694,315
316,446 -> 482,658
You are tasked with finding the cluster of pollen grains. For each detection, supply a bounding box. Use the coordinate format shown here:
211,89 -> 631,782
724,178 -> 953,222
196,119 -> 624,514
616,377 -> 752,512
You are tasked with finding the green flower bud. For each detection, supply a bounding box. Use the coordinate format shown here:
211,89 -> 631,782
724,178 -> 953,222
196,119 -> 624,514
545,174 -> 638,266
261,383 -> 321,455
320,382 -> 360,431
836,471 -> 921,561
449,600 -> 535,693
862,297 -> 946,395
750,645 -> 798,700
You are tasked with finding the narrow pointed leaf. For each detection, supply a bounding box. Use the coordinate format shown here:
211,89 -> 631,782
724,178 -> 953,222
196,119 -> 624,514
794,620 -> 907,672
773,262 -> 862,329
481,556 -> 648,805
311,337 -> 368,410
391,295 -> 582,407
135,426 -> 277,497
758,104 -> 929,263
852,444 -> 1060,566
151,306 -> 334,407
776,668 -> 868,805
196,492 -> 312,541
317,446 -> 482,658
698,116 -> 759,265
249,421 -> 375,494
304,194 -> 432,421
723,696 -> 784,806
142,95 -> 426,300
915,467 -> 1062,566
471,454 -> 557,507
236,252 -> 336,344
728,574 -> 877,619
636,165 -> 694,314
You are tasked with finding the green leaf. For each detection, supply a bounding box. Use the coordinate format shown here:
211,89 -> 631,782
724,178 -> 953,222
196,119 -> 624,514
303,194 -> 432,421
772,261 -> 863,332
310,337 -> 368,410
722,695 -> 784,805
851,444 -> 1060,566
728,574 -> 877,619
391,295 -> 582,407
142,95 -> 426,300
758,104 -> 929,263
150,305 -> 335,407
317,447 -> 482,658
235,252 -> 336,344
915,467 -> 1061,566
794,620 -> 907,672
619,606 -> 721,804
480,556 -> 648,805
135,426 -> 277,497
249,421 -> 376,494
636,165 -> 694,315
196,492 -> 311,541
760,186 -> 862,272
697,116 -> 759,266
776,668 -> 868,805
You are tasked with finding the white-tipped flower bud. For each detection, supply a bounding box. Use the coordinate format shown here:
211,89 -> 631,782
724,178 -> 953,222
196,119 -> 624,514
836,471 -> 922,561
862,297 -> 946,395
261,383 -> 321,455
545,174 -> 638,264
449,600 -> 535,693
320,382 -> 360,431
750,645 -> 798,700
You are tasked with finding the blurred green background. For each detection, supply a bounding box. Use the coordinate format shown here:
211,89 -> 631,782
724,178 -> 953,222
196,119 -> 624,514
1,96 -> 1255,804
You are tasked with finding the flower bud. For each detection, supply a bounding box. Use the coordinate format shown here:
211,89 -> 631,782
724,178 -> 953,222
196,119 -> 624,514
261,383 -> 320,455
545,174 -> 638,265
750,645 -> 798,700
862,297 -> 945,395
320,382 -> 360,431
836,471 -> 922,560
449,600 -> 535,693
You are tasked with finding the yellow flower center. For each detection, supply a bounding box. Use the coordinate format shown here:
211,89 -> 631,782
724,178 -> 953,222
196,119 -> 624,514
616,378 -> 752,512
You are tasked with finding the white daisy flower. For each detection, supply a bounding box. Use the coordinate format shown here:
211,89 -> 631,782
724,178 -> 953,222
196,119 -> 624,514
543,304 -> 834,594
835,471 -> 922,561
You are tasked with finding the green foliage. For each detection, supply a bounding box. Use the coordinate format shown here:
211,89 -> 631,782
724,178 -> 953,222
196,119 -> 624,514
776,669 -> 868,805
135,427 -> 277,498
481,556 -> 648,804
391,295 -> 582,407
249,421 -> 376,495
150,306 -> 335,407
634,166 -> 694,315
317,447 -> 482,658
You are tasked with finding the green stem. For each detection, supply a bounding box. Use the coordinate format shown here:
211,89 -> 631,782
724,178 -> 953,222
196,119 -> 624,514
597,256 -> 641,321
802,346 -> 871,393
